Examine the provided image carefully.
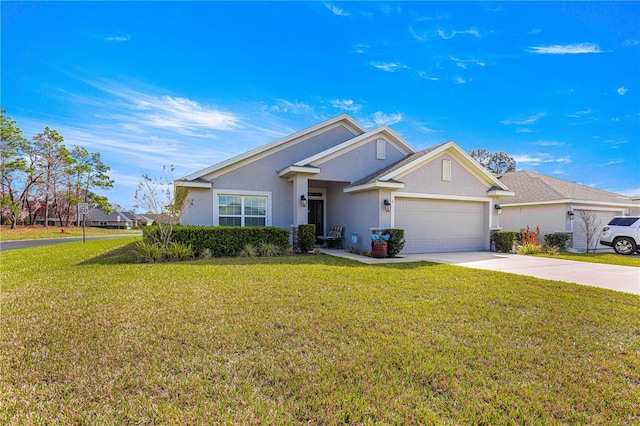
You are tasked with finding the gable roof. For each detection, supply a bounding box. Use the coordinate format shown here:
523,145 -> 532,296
346,141 -> 512,193
181,114 -> 366,181
498,170 -> 637,206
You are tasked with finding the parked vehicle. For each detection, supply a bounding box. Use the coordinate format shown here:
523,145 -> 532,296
599,216 -> 640,255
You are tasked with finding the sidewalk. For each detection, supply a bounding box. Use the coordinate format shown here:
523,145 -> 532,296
322,249 -> 640,295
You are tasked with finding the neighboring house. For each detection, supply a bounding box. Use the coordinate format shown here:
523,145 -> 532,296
496,170 -> 640,250
87,207 -> 153,229
176,114 -> 514,254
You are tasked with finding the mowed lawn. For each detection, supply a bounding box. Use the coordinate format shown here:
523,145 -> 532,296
2,239 -> 639,424
0,225 -> 138,241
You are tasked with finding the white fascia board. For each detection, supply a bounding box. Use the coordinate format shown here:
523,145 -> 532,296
343,180 -> 405,193
394,192 -> 491,203
278,165 -> 321,178
294,127 -> 416,167
380,141 -> 510,191
183,114 -> 367,181
175,180 -> 212,189
487,189 -> 515,197
501,199 -> 638,208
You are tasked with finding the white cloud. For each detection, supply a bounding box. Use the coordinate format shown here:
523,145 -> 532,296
418,71 -> 439,81
437,27 -> 480,40
513,153 -> 571,166
534,140 -> 566,147
371,62 -> 409,72
617,87 -> 628,96
516,128 -> 534,134
566,109 -> 592,118
371,111 -> 403,126
324,2 -> 350,17
601,160 -> 624,166
331,99 -> 362,112
266,99 -> 311,114
409,27 -> 428,42
450,56 -> 485,68
529,28 -> 543,35
529,43 -> 601,54
455,77 -> 467,84
353,44 -> 369,54
104,35 -> 131,42
500,112 -> 546,125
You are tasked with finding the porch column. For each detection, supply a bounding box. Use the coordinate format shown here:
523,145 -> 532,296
292,174 -> 309,226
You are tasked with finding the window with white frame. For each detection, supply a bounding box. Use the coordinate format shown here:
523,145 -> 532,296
218,195 -> 267,227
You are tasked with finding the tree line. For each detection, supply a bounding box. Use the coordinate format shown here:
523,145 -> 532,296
1,108 -> 113,229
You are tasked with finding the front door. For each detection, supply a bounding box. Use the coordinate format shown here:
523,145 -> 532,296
308,199 -> 324,239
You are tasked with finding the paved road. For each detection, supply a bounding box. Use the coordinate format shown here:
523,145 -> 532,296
324,249 -> 640,295
0,234 -> 140,252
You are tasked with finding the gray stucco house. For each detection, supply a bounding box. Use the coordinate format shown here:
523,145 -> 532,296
176,114 -> 514,254
495,171 -> 640,251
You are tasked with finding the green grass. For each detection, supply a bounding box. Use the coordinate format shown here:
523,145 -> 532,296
536,251 -> 640,267
2,239 -> 639,424
0,225 -> 139,241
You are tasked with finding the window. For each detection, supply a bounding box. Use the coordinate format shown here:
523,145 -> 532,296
442,159 -> 452,181
376,139 -> 386,160
608,217 -> 639,226
219,195 -> 266,227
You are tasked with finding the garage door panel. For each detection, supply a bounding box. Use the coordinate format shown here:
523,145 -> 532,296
396,198 -> 487,254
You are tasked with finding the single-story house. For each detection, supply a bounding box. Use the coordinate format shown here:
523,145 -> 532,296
176,114 -> 514,254
496,170 -> 640,250
88,207 -> 153,229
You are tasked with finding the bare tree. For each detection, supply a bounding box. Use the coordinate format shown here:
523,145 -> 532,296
578,210 -> 602,253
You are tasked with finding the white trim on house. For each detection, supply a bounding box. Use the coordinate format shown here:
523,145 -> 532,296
379,141 -> 511,192
502,199 -> 638,208
293,126 -> 415,167
392,192 -> 492,203
183,115 -> 366,181
343,180 -> 405,193
211,189 -> 273,226
278,165 -> 321,178
175,180 -> 212,188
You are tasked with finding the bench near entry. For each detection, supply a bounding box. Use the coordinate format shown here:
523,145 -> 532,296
318,226 -> 343,248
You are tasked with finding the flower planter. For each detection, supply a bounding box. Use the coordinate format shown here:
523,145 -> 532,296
371,242 -> 388,258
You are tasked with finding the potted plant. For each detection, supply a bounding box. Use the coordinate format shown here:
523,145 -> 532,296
370,233 -> 390,258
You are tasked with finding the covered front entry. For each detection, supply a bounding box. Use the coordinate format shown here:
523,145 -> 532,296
395,198 -> 488,253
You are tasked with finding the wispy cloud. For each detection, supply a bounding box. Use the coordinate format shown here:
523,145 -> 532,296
371,62 -> 409,72
601,160 -> 624,166
369,111 -> 403,126
455,77 -> 467,84
516,128 -> 534,134
418,71 -> 439,81
529,43 -> 601,54
528,28 -> 543,35
500,112 -> 546,125
104,35 -> 131,42
513,153 -> 571,166
353,43 -> 369,54
617,87 -> 628,96
566,109 -> 592,118
331,99 -> 362,112
437,27 -> 480,40
450,55 -> 485,68
534,140 -> 566,147
324,2 -> 350,17
264,99 -> 311,115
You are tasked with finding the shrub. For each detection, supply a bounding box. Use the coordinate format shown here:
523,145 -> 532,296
517,242 -> 543,255
545,245 -> 560,256
296,224 -> 316,253
144,226 -> 290,257
167,242 -> 193,261
135,240 -> 164,263
544,232 -> 571,250
383,228 -> 405,258
238,244 -> 258,258
258,241 -> 281,257
519,225 -> 541,245
494,231 -> 517,253
200,248 -> 213,259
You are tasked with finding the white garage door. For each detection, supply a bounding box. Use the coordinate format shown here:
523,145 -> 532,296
573,209 -> 622,250
395,198 -> 487,254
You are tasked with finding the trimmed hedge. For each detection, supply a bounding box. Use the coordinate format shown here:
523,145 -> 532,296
143,225 -> 290,257
383,228 -> 405,258
494,231 -> 517,253
544,232 -> 571,250
296,224 -> 316,253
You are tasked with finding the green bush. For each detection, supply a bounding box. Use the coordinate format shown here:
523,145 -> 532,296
258,241 -> 281,257
383,228 -> 405,258
296,224 -> 316,253
167,242 -> 193,261
544,232 -> 571,250
135,240 -> 164,263
144,225 -> 290,257
238,244 -> 257,258
517,243 -> 543,255
494,231 -> 517,253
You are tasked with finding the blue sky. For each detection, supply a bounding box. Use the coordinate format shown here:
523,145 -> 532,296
2,1 -> 639,210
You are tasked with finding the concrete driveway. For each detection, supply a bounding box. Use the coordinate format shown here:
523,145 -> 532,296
323,250 -> 640,295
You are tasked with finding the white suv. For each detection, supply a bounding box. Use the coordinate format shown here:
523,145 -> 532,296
600,216 -> 640,255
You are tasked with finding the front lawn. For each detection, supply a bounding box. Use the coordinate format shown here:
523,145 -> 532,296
2,239 -> 639,424
537,251 -> 640,267
0,225 -> 139,241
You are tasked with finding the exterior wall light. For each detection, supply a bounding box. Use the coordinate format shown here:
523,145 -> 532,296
300,195 -> 307,207
494,204 -> 502,215
384,199 -> 392,212
568,210 -> 575,220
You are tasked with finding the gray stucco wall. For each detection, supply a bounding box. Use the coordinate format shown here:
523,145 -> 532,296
181,188 -> 214,226
400,153 -> 489,197
498,203 -> 567,238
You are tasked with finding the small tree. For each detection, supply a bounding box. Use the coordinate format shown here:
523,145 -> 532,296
469,149 -> 516,174
578,211 -> 601,253
134,165 -> 189,250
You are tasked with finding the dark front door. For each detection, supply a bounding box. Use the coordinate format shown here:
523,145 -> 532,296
308,199 -> 324,239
